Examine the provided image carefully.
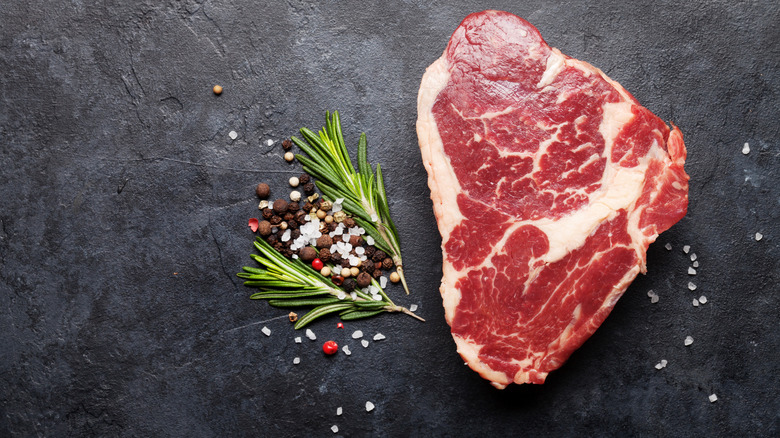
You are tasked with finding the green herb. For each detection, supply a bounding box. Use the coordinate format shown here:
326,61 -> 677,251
238,237 -> 423,329
291,111 -> 411,294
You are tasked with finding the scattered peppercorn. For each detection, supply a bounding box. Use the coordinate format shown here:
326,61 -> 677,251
331,252 -> 342,264
255,182 -> 270,199
302,201 -> 313,212
299,247 -> 317,262
365,246 -> 376,257
327,222 -> 338,232
343,217 -> 356,228
283,212 -> 294,222
266,234 -> 279,245
299,174 -> 310,185
269,215 -> 282,225
262,208 -> 274,219
372,250 -> 387,263
382,258 -> 393,269
273,242 -> 284,252
294,210 -> 307,224
320,266 -> 331,277
303,182 -> 316,194
281,139 -> 293,151
311,258 -> 324,271
372,269 -> 383,279
363,262 -> 375,274
318,248 -> 332,262
374,261 -> 383,271
322,340 -> 338,355
342,278 -> 356,292
341,259 -> 352,269
349,267 -> 360,277
288,202 -> 299,212
356,272 -> 372,288
324,215 -> 334,224
284,152 -> 295,162
349,235 -> 363,247
272,199 -> 288,214
287,220 -> 298,230
291,229 -> 301,239
257,220 -> 272,236
289,176 -> 300,187
289,190 -> 301,202
288,311 -> 298,322
212,85 -> 223,95
331,275 -> 344,286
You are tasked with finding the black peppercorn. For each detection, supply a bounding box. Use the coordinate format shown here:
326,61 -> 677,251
331,252 -> 342,264
342,278 -> 356,292
282,139 -> 293,150
262,208 -> 274,219
302,201 -> 313,212
341,259 -> 351,269
283,212 -> 294,222
269,215 -> 282,225
267,234 -> 278,245
372,269 -> 383,279
294,210 -> 307,225
327,222 -> 338,232
303,182 -> 315,195
362,261 -> 375,274
287,220 -> 298,230
319,248 -> 332,262
273,242 -> 284,252
291,229 -> 301,239
299,174 -> 310,185
288,202 -> 299,212
365,246 -> 376,257
372,250 -> 386,263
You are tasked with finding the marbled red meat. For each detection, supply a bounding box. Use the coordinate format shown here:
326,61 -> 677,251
416,10 -> 689,388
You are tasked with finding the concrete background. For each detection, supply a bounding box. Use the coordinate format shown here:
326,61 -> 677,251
1,1 -> 778,436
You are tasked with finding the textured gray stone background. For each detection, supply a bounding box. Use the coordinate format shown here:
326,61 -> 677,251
1,1 -> 778,436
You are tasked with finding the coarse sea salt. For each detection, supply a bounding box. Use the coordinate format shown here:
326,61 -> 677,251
365,401 -> 375,412
281,229 -> 291,242
688,267 -> 697,275
410,304 -> 418,312
295,337 -> 302,344
350,292 -> 357,301
337,291 -> 346,300
373,333 -> 386,341
655,359 -> 668,370
755,232 -> 763,241
380,276 -> 388,288
366,236 -> 375,245
647,290 -> 659,303
293,357 -> 300,365
361,340 -> 369,348
742,142 -> 750,155
709,394 -> 718,403
336,407 -> 343,416
331,425 -> 339,433
693,298 -> 700,307
352,330 -> 363,339
699,295 -> 708,304
693,261 -> 699,268
684,336 -> 694,346
665,243 -> 672,251
306,329 -> 316,340
343,345 -> 351,356
229,130 -> 238,140
688,282 -> 697,291
262,326 -> 271,337
690,253 -> 697,261
683,245 -> 690,254
266,139 -> 274,146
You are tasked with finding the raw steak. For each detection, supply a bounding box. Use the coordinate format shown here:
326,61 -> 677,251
416,10 -> 689,388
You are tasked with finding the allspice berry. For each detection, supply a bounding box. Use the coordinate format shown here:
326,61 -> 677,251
356,272 -> 372,288
255,182 -> 270,199
349,235 -> 363,247
316,235 -> 333,249
299,246 -> 317,262
272,199 -> 288,214
257,220 -> 272,236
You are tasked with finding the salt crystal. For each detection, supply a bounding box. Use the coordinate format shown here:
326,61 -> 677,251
655,359 -> 668,369
665,243 -> 672,251
262,326 -> 271,337
690,253 -> 697,261
360,255 -> 367,262
410,304 -> 418,312
336,407 -> 343,416
293,357 -> 300,365
372,294 -> 382,301
294,337 -> 302,344
742,142 -> 750,155
337,292 -> 346,300
709,394 -> 718,403
366,236 -> 375,245
380,276 -> 387,288
229,130 -> 238,140
371,213 -> 379,222
342,345 -> 351,356
306,329 -> 316,340
352,330 -> 363,339
373,333 -> 386,341
688,267 -> 697,275
693,261 -> 699,268
350,292 -> 357,301
355,247 -> 365,255
271,227 -> 278,234
699,295 -> 708,304
332,265 -> 342,275
365,401 -> 375,412
357,227 -> 365,235
755,232 -> 763,241
688,282 -> 697,291
647,290 -> 659,303
281,229 -> 291,242
368,285 -> 379,295
292,254 -> 299,259
684,336 -> 694,346
693,298 -> 699,307
266,139 -> 274,146
361,340 -> 369,348
683,245 -> 690,254
349,256 -> 360,266
331,425 -> 339,433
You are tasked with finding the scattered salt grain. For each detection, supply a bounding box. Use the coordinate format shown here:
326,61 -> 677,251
229,130 -> 238,140
742,142 -> 750,155
655,359 -> 668,370
665,243 -> 672,251
352,330 -> 363,339
355,246 -> 365,255
361,340 -> 369,348
699,295 -> 708,304
366,236 -> 375,245
755,232 -> 763,241
688,267 -> 697,275
292,254 -> 299,259
350,292 -> 357,301
410,304 -> 418,312
306,329 -> 316,340
380,276 -> 388,288
690,253 -> 697,261
371,213 -> 379,222
647,290 -> 659,303
295,337 -> 302,343
336,407 -> 343,416
332,265 -> 342,275
693,298 -> 700,307
365,401 -> 375,412
337,291 -> 346,300
373,333 -> 386,341
693,261 -> 699,268
709,394 -> 718,403
281,229 -> 291,242
683,245 -> 690,254
266,139 -> 274,147
342,345 -> 351,356
262,326 -> 271,337
331,425 -> 339,433
684,336 -> 694,346
688,282 -> 697,291
293,357 -> 300,365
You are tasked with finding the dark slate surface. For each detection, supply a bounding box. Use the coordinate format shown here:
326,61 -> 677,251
1,1 -> 778,436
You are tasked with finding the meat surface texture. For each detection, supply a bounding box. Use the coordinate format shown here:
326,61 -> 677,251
416,10 -> 689,388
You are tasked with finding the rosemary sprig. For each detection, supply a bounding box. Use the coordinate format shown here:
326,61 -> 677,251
291,111 -> 411,294
238,237 -> 423,328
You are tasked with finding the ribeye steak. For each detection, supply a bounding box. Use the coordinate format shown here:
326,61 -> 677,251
416,10 -> 689,388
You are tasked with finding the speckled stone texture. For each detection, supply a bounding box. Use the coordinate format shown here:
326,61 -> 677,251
1,1 -> 778,436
